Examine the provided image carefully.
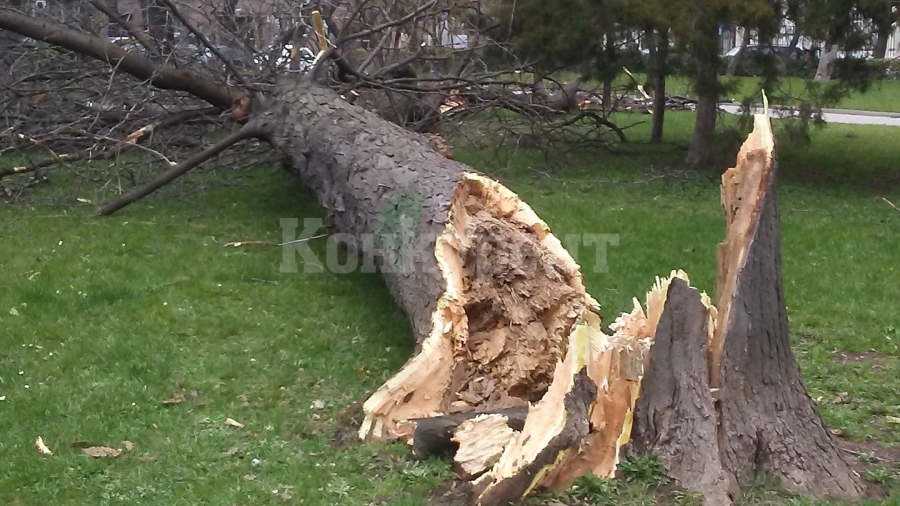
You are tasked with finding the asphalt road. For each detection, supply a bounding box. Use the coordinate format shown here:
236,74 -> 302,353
719,104 -> 900,127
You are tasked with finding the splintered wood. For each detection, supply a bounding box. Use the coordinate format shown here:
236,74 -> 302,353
360,101 -> 862,505
452,415 -> 517,480
359,173 -> 595,444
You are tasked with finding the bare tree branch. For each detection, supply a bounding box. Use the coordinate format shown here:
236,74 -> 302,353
96,123 -> 265,216
87,0 -> 159,56
159,0 -> 251,89
0,8 -> 242,111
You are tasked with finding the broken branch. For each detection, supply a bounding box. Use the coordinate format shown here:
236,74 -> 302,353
96,124 -> 264,216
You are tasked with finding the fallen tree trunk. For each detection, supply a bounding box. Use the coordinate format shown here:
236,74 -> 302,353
262,79 -> 598,440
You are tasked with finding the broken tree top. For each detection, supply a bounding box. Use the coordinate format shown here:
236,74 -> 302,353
355,99 -> 865,505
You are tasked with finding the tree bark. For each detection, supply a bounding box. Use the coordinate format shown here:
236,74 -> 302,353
631,104 -> 866,504
814,45 -> 839,81
711,107 -> 864,500
262,78 -> 598,430
685,19 -> 721,167
602,33 -> 615,110
631,277 -> 734,506
649,28 -> 669,143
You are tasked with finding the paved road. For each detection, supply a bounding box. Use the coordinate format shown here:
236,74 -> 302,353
719,104 -> 900,127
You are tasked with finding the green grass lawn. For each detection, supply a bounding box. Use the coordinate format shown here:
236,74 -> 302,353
601,70 -> 900,113
1,114 -> 898,505
657,75 -> 900,113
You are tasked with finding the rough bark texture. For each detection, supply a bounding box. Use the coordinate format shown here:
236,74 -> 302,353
628,108 -> 865,504
264,79 -> 458,342
631,278 -> 734,506
650,29 -> 668,144
259,80 -> 596,455
0,11 -> 878,506
685,20 -> 721,167
713,114 -> 865,498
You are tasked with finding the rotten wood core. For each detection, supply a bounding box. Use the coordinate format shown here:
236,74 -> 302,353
360,174 -> 595,442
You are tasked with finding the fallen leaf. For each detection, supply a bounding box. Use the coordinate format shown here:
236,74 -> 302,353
243,474 -> 257,481
830,428 -> 844,437
76,198 -> 92,204
161,391 -> 185,405
225,418 -> 245,428
312,399 -> 325,410
280,493 -> 292,501
886,416 -> 900,424
833,392 -> 851,404
122,440 -> 135,451
82,446 -> 122,458
9,307 -> 19,316
35,436 -> 52,456
135,454 -> 157,462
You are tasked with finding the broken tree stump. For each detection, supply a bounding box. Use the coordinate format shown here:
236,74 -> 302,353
629,102 -> 865,504
630,276 -> 734,505
711,102 -> 865,499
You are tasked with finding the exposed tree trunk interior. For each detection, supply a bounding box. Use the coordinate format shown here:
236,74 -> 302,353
711,101 -> 865,500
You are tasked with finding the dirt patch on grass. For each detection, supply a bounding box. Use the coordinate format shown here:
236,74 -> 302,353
330,400 -> 365,450
428,479 -> 472,506
834,350 -> 889,368
838,438 -> 900,498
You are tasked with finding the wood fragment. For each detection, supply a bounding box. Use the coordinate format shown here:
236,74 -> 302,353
452,415 -> 518,480
410,408 -> 527,460
35,436 -> 52,456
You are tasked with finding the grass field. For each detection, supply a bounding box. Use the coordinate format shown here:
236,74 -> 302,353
648,75 -> 900,113
1,113 -> 898,505
716,76 -> 898,113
